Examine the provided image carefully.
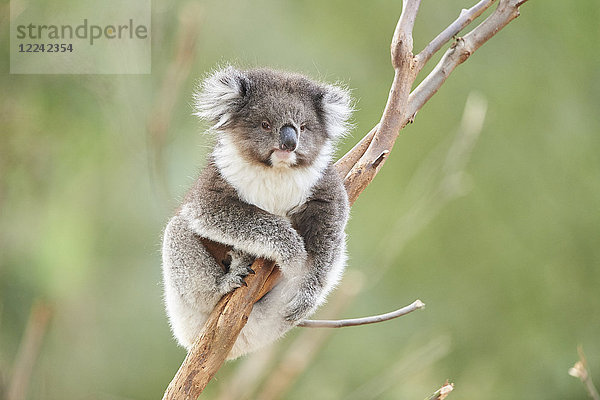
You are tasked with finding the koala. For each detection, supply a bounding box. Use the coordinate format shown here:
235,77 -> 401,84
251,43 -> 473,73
161,66 -> 352,359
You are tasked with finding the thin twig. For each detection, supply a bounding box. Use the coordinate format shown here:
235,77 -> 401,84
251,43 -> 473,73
426,381 -> 454,400
298,300 -> 424,328
569,345 -> 600,400
415,0 -> 496,71
408,0 -> 527,118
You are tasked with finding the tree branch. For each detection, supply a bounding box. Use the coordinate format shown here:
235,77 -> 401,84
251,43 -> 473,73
415,0 -> 496,71
426,381 -> 454,400
341,0 -> 529,205
162,259 -> 277,400
408,0 -> 526,118
569,345 -> 600,400
342,0 -> 421,205
163,0 -> 531,398
298,299 -> 424,328
335,124 -> 377,180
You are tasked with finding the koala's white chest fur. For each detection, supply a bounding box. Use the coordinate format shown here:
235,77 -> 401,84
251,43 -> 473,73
213,135 -> 331,217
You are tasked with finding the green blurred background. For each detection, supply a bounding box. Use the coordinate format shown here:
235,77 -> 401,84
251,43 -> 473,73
1,0 -> 599,399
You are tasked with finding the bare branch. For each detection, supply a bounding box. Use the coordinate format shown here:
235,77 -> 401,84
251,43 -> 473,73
342,0 -> 528,205
569,345 -> 600,400
408,0 -> 528,117
342,0 -> 422,204
426,381 -> 454,400
415,0 -> 496,72
391,0 -> 421,69
162,259 -> 277,400
334,125 -> 377,179
298,300 -> 424,328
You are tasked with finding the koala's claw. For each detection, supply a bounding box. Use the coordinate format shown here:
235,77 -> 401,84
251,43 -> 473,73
217,273 -> 247,294
217,249 -> 256,294
230,262 -> 255,278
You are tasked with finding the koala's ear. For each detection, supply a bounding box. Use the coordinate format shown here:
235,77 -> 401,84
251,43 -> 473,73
320,84 -> 354,139
194,66 -> 250,129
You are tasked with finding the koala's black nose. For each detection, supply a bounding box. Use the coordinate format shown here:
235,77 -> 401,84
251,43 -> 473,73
279,125 -> 297,152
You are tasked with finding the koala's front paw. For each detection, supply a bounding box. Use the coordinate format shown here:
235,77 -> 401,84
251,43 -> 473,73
229,249 -> 256,274
217,250 -> 256,294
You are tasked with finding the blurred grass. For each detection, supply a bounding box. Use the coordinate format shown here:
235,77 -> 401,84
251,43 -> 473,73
1,0 -> 599,399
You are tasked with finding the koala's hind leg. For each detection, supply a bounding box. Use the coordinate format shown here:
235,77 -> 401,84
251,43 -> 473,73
162,215 -> 252,349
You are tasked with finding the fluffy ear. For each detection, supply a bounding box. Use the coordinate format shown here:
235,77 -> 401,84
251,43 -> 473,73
321,84 -> 354,139
193,66 -> 250,129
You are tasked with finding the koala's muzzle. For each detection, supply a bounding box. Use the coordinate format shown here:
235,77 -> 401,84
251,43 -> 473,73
279,125 -> 297,152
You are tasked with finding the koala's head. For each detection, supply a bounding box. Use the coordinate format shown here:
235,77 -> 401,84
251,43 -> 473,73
194,67 -> 353,169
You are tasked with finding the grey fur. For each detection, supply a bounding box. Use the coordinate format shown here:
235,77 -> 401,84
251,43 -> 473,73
162,67 -> 352,359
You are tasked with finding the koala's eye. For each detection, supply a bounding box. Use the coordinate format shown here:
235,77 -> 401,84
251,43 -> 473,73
300,123 -> 306,132
261,121 -> 271,131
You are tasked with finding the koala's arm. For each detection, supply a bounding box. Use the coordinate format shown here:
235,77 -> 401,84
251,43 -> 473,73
286,167 -> 350,321
179,164 -> 307,274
